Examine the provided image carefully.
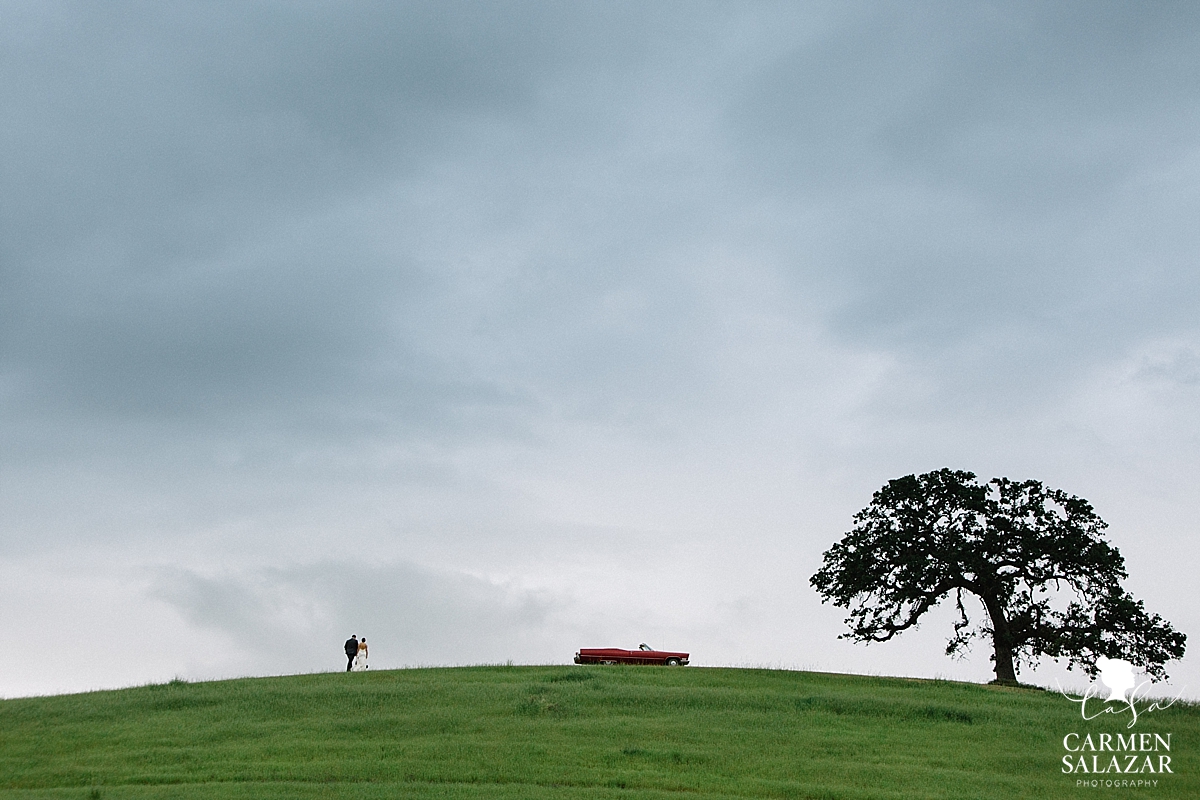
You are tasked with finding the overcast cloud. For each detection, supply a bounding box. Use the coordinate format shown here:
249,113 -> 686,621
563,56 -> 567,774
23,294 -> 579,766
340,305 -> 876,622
2,1 -> 1199,698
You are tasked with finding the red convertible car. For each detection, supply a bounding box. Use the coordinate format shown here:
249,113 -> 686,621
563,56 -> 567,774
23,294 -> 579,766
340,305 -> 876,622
574,643 -> 689,666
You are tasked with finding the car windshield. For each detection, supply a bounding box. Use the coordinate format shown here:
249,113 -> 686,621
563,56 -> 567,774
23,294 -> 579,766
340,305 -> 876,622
638,643 -> 652,651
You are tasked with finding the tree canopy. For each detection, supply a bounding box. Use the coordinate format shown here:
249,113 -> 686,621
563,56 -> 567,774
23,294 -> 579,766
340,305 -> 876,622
810,469 -> 1186,684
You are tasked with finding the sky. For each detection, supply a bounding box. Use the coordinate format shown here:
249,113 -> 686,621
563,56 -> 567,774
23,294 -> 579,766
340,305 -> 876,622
2,1 -> 1199,699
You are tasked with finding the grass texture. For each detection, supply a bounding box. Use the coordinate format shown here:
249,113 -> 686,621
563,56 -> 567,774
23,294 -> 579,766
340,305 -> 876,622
1,665 -> 1196,798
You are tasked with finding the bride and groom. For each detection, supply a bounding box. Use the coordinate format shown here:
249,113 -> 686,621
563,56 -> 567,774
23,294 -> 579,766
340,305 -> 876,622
343,634 -> 369,672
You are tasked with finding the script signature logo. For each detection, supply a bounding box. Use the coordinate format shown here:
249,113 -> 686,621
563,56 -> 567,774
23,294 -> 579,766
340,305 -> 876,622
1057,658 -> 1184,729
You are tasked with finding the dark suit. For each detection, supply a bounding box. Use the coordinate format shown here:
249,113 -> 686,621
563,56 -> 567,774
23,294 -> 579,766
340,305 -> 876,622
344,637 -> 359,672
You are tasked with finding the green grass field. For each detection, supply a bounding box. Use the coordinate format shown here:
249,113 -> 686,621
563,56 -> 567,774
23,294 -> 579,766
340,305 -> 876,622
1,665 -> 1195,799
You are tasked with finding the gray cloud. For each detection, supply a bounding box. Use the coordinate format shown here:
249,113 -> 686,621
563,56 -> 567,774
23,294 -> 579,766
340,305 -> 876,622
150,560 -> 561,672
729,3 -> 1200,384
1,2 -> 1197,696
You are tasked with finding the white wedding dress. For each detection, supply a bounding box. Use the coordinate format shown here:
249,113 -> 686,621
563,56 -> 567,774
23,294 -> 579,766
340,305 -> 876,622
352,644 -> 369,671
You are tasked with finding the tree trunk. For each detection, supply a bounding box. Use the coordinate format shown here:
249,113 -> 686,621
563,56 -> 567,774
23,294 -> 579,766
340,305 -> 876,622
982,595 -> 1018,685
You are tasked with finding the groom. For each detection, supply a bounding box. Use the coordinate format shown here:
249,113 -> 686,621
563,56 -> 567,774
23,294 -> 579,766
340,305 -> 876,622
344,634 -> 359,672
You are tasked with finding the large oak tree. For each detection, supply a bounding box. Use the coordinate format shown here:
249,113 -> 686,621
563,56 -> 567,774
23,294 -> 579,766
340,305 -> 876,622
810,469 -> 1186,684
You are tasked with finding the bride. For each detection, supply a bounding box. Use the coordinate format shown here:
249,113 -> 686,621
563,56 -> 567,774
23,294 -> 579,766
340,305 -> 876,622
352,637 -> 369,671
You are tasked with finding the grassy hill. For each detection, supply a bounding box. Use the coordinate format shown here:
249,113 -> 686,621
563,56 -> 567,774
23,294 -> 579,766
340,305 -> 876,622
1,665 -> 1196,799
